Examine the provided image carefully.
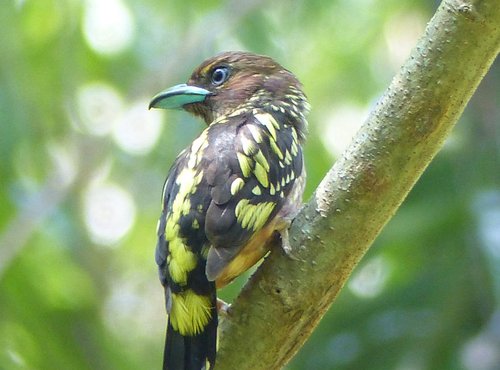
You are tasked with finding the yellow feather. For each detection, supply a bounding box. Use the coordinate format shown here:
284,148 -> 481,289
230,177 -> 245,195
254,162 -> 269,188
236,152 -> 253,177
269,138 -> 284,160
241,136 -> 258,156
291,126 -> 298,142
170,291 -> 212,336
165,217 -> 179,240
270,115 -> 280,129
270,183 -> 276,195
252,186 -> 261,195
291,139 -> 299,156
253,202 -> 275,230
188,130 -> 208,168
175,168 -> 196,190
168,238 -> 197,285
200,244 -> 210,259
254,150 -> 270,171
247,125 -> 263,143
235,199 -> 248,218
255,113 -> 277,141
284,149 -> 293,165
181,198 -> 191,215
240,205 -> 256,229
235,200 -> 275,231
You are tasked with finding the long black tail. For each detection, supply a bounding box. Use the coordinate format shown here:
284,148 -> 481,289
163,295 -> 217,370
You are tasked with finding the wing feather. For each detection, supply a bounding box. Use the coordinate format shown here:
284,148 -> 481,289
204,113 -> 303,281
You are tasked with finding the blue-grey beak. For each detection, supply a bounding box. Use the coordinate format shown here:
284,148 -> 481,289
148,84 -> 211,110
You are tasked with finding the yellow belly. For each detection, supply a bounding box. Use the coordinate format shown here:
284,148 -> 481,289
215,218 -> 281,289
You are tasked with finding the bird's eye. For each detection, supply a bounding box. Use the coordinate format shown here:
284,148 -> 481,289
211,67 -> 230,86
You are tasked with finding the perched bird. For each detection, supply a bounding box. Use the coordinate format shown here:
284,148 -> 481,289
149,51 -> 309,370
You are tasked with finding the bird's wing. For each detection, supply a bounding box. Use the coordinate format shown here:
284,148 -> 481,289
204,112 -> 303,281
155,150 -> 189,307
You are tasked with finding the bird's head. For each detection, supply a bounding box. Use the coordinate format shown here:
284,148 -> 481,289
149,51 -> 309,125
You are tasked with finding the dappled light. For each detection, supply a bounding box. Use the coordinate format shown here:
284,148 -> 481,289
112,100 -> 164,155
83,182 -> 136,246
82,0 -> 135,56
348,255 -> 392,299
77,82 -> 125,136
321,103 -> 367,157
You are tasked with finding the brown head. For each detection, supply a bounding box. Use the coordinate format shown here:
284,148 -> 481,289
150,51 -> 309,127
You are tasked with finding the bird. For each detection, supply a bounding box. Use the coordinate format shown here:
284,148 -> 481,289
149,51 -> 309,370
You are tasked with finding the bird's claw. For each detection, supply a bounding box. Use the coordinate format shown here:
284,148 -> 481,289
217,298 -> 231,316
279,229 -> 300,261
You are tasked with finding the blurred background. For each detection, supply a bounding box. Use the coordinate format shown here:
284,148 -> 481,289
0,0 -> 499,369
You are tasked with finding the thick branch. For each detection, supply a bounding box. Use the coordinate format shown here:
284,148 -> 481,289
215,1 -> 500,369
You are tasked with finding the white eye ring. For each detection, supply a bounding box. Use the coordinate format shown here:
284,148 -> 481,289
211,67 -> 230,86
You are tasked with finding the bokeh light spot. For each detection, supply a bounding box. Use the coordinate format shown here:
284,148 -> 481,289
102,274 -> 164,341
77,82 -> 124,136
83,182 -> 136,246
82,0 -> 135,56
112,99 -> 164,155
47,141 -> 78,187
461,333 -> 500,370
384,11 -> 426,69
321,103 -> 367,157
348,255 -> 392,298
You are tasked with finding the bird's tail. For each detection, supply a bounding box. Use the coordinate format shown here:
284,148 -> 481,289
163,288 -> 217,370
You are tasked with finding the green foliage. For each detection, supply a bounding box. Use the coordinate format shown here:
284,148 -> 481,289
0,0 -> 498,369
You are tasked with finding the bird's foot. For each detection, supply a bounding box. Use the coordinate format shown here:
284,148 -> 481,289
278,228 -> 300,261
217,298 -> 231,316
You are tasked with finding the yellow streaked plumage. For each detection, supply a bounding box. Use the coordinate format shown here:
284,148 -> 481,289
255,113 -> 277,141
165,164 -> 207,285
290,126 -> 298,143
230,177 -> 245,195
181,198 -> 191,215
253,161 -> 269,188
284,149 -> 293,165
269,138 -> 284,160
241,136 -> 258,156
188,129 -> 209,169
170,290 -> 212,336
235,199 -> 276,231
168,238 -> 197,285
236,152 -> 252,177
165,217 -> 179,240
291,139 -> 299,156
254,150 -> 270,171
247,124 -> 263,143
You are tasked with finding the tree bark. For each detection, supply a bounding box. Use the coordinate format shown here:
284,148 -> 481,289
215,1 -> 500,369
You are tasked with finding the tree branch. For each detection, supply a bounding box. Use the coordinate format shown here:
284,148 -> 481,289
215,1 -> 500,369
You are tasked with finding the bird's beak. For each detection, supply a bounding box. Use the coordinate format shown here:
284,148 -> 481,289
148,84 -> 211,110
